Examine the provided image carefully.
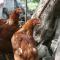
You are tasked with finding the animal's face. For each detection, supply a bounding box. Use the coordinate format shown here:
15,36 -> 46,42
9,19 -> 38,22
15,8 -> 23,14
32,18 -> 41,26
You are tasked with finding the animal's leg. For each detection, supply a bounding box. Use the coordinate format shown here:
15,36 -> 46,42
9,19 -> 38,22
14,53 -> 23,60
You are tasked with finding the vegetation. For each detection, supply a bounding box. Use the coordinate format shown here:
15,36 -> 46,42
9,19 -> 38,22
27,0 -> 40,11
17,0 -> 40,11
27,2 -> 38,11
32,0 -> 40,2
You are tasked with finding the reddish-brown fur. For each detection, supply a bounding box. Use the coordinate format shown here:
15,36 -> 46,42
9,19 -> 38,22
0,19 -> 6,25
11,18 -> 40,60
0,8 -> 23,54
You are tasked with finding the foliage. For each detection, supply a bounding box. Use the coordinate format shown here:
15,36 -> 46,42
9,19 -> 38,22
32,0 -> 40,2
27,2 -> 38,11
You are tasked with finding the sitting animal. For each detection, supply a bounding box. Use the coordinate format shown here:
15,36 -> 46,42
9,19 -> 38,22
0,7 -> 23,58
11,18 -> 41,60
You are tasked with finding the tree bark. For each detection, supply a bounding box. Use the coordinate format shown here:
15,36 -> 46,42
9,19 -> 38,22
32,0 -> 58,44
32,0 -> 60,59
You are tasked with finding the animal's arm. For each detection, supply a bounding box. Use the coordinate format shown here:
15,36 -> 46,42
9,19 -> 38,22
11,33 -> 22,50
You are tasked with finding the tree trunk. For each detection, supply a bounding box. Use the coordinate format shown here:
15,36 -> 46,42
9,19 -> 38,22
32,0 -> 60,59
32,0 -> 58,44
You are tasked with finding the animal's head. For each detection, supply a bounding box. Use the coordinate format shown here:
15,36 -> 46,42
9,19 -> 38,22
32,18 -> 41,26
9,7 -> 23,18
15,7 -> 23,14
8,8 -> 24,25
19,18 -> 41,32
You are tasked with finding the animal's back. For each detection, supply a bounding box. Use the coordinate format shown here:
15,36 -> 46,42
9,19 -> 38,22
11,31 -> 38,60
0,24 -> 18,52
